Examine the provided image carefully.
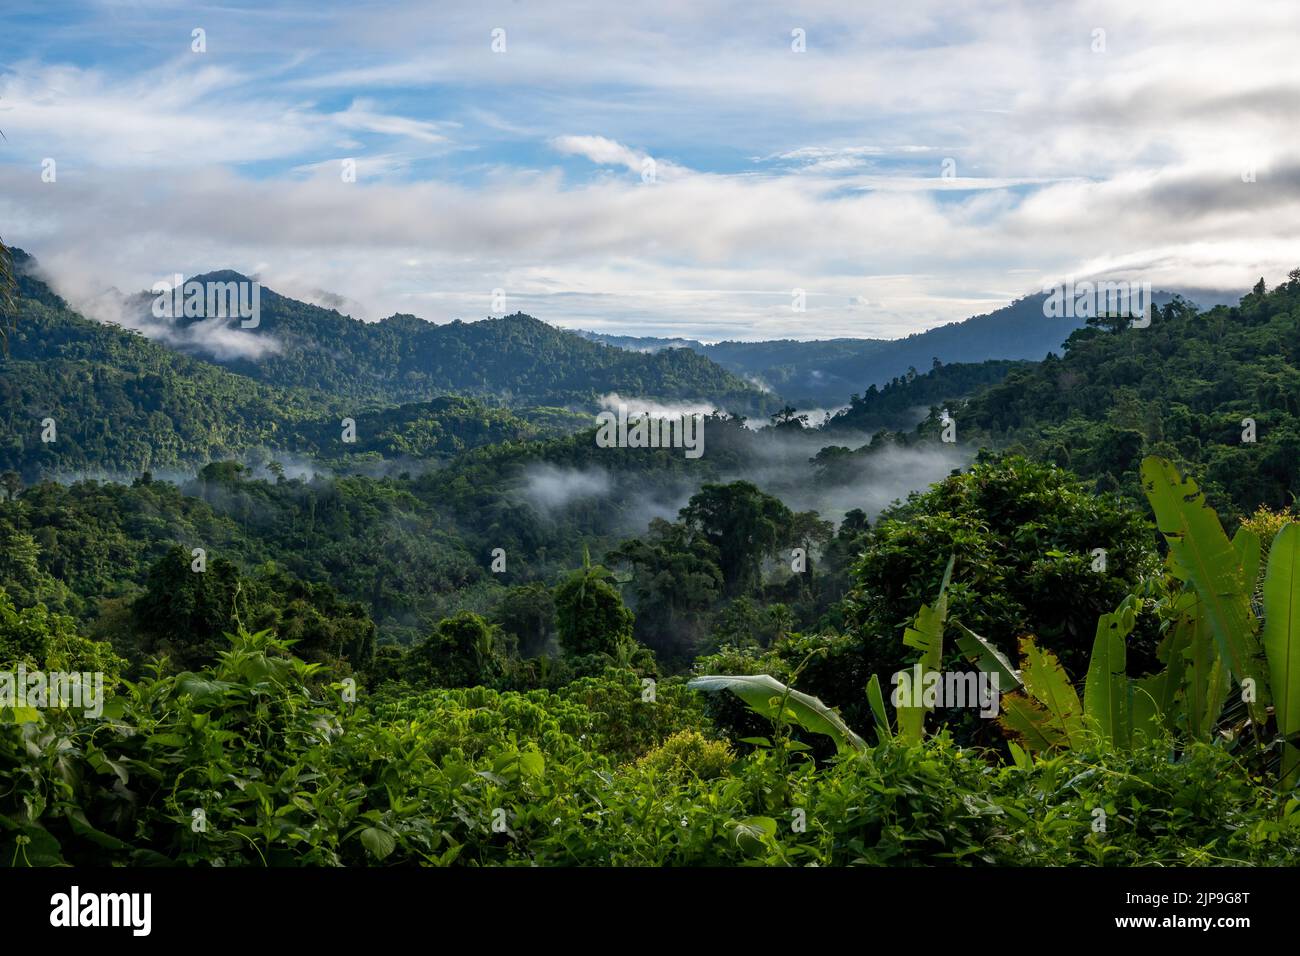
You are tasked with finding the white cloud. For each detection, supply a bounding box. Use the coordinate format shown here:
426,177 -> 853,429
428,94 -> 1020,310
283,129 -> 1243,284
1,0 -> 1297,340
552,135 -> 646,172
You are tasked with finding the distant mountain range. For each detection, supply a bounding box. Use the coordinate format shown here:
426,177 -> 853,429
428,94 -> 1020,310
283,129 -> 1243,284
2,246 -> 1253,483
109,269 -> 773,414
0,251 -> 767,478
578,288 -> 1242,406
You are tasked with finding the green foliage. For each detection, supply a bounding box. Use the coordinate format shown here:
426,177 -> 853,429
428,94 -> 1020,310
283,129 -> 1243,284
1263,524 -> 1300,783
688,673 -> 867,754
956,282 -> 1300,518
0,589 -> 126,678
827,359 -> 1029,433
0,263 -> 759,478
0,238 -> 16,356
634,730 -> 735,782
7,248 -> 1300,868
608,516 -> 723,663
130,546 -> 251,670
1141,457 -> 1268,720
5,630 -> 1296,866
491,583 -> 556,658
845,454 -> 1158,688
680,481 -> 798,597
404,612 -> 508,689
210,294 -> 772,413
554,559 -> 634,658
894,556 -> 954,742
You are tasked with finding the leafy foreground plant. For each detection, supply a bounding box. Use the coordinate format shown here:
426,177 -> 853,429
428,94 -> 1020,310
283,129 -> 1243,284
6,626 -> 1300,865
979,458 -> 1300,782
689,455 -> 1300,854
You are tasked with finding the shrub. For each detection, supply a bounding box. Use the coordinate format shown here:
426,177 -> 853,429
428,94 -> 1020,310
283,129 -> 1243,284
635,730 -> 735,781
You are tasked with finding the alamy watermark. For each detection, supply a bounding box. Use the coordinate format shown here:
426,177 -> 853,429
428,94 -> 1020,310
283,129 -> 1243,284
151,273 -> 261,328
892,665 -> 1000,718
1042,279 -> 1150,326
595,403 -> 704,459
49,886 -> 150,936
0,665 -> 104,718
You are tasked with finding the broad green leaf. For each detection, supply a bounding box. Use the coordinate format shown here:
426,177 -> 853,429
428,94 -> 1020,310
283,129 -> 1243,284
1263,523 -> 1300,785
896,555 -> 956,743
731,816 -> 777,856
64,809 -> 130,851
1083,612 -> 1130,748
1152,615 -> 1190,725
1179,594 -> 1231,740
895,678 -> 925,744
517,748 -> 545,780
360,826 -> 396,861
1233,526 -> 1262,596
1131,618 -> 1188,741
1018,636 -> 1084,749
0,706 -> 42,724
688,674 -> 866,753
1140,457 -> 1269,722
953,621 -> 1022,691
902,555 -> 955,672
1007,740 -> 1032,770
865,673 -> 893,741
998,694 -> 1065,751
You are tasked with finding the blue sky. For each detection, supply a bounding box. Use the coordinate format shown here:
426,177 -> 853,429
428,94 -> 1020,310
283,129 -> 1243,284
0,0 -> 1296,343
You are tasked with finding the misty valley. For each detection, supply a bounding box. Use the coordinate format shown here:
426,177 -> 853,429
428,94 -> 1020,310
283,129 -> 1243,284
2,248 -> 1299,873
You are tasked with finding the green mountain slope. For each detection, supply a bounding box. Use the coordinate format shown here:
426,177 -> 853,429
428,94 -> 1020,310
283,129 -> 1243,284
0,257 -> 587,477
583,290 -> 1238,406
824,358 -> 1031,432
140,271 -> 772,413
946,279 -> 1300,518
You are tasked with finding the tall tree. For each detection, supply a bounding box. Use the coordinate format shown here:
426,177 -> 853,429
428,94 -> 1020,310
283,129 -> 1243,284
554,549 -> 634,657
680,481 -> 795,596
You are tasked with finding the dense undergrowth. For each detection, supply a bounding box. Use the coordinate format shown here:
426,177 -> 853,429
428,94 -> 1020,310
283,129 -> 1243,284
4,628 -> 1299,867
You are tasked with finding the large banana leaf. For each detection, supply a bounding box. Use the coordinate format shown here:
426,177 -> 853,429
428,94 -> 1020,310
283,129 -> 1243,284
1263,523 -> 1300,785
1018,636 -> 1084,749
954,621 -> 1022,691
688,674 -> 867,754
1234,526 -> 1262,597
865,673 -> 893,742
1083,609 -> 1133,748
1140,457 -> 1269,723
896,556 -> 955,743
999,694 -> 1068,751
1178,593 -> 1232,739
1131,620 -> 1189,739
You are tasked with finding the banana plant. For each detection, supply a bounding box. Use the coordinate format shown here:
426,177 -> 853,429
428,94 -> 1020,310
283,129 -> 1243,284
686,673 -> 867,754
994,458 -> 1298,771
690,559 -> 957,751
1263,523 -> 1300,784
894,555 -> 955,743
997,636 -> 1085,751
1140,457 -> 1271,724
983,595 -> 1174,753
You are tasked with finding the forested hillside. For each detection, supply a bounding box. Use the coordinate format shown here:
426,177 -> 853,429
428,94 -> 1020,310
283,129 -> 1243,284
947,278 -> 1300,520
4,249 -> 1300,870
0,257 -> 645,478
825,359 -> 1030,432
120,269 -> 773,413
582,290 -> 1228,405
